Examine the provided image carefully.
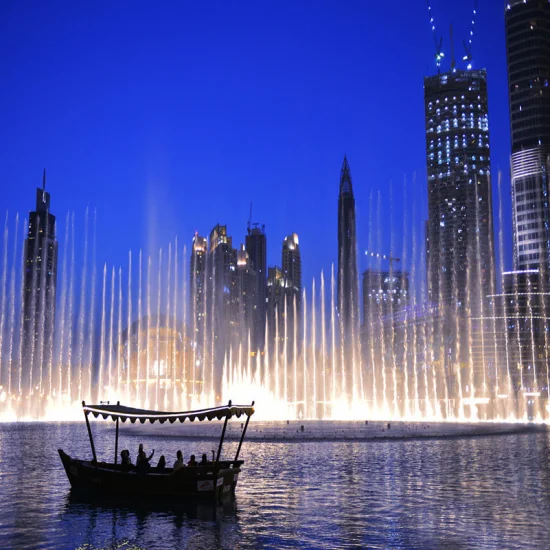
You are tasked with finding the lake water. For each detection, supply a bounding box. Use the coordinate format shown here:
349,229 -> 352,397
1,421 -> 549,549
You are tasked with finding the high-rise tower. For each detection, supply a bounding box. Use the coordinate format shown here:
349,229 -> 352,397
22,170 -> 58,394
281,233 -> 301,356
337,156 -> 358,339
246,224 -> 267,351
424,70 -> 494,314
505,0 -> 550,273
282,233 -> 301,298
190,233 -> 207,346
424,69 -> 496,402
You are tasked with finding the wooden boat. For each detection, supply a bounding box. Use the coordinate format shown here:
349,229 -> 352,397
58,399 -> 255,499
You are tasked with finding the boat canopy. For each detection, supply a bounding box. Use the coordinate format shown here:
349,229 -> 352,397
82,402 -> 255,424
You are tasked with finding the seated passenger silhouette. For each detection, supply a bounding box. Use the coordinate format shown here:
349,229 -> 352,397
156,455 -> 166,473
187,454 -> 197,467
120,449 -> 133,469
173,450 -> 185,472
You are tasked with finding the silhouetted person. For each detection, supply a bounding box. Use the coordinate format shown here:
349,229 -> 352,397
156,455 -> 166,473
120,449 -> 132,468
173,450 -> 184,472
188,454 -> 197,467
200,453 -> 208,465
136,443 -> 154,473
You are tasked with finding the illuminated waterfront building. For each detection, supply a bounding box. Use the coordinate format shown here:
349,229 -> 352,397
119,316 -> 197,402
229,244 -> 257,347
362,270 -> 409,322
282,233 -> 301,300
190,233 -> 207,347
424,69 -> 496,398
424,69 -> 494,311
361,269 -> 409,403
492,271 -> 550,393
21,171 -> 58,395
282,233 -> 301,348
266,266 -> 286,350
505,0 -> 550,273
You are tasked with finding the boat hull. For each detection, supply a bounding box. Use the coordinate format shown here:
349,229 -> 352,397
58,449 -> 241,499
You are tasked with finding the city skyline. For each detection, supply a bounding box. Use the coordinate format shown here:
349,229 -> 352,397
0,1 -> 515,288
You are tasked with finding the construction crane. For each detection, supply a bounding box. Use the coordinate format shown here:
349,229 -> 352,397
247,202 -> 265,235
364,250 -> 401,271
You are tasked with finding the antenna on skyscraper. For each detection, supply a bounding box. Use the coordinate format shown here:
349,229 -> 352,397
450,23 -> 456,72
247,202 -> 252,235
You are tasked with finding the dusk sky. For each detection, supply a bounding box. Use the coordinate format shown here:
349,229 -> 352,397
1,0 -> 513,291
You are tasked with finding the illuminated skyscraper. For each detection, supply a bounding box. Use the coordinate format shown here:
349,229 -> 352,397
190,233 -> 207,346
337,156 -> 358,339
230,244 -> 257,346
207,224 -> 233,396
281,234 -> 302,356
22,171 -> 58,394
505,0 -> 550,273
282,233 -> 301,298
246,224 -> 267,351
424,70 -> 496,400
424,69 -> 494,313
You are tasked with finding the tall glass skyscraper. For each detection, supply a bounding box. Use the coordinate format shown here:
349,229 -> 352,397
424,70 -> 496,401
190,233 -> 207,347
424,69 -> 494,313
282,233 -> 301,300
246,225 -> 267,351
337,156 -> 358,339
505,0 -> 550,273
22,171 -> 58,394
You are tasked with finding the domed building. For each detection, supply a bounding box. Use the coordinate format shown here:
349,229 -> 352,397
118,316 -> 202,405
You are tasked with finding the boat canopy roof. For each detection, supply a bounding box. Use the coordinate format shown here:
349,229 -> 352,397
82,401 -> 255,424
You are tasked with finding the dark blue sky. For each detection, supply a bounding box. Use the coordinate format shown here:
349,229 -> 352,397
0,0 -> 513,289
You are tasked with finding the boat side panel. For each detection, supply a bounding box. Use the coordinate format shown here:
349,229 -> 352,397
59,450 -> 241,498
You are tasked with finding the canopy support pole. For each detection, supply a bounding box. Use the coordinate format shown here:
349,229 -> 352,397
234,400 -> 254,463
114,403 -> 120,466
216,400 -> 232,464
83,400 -> 97,464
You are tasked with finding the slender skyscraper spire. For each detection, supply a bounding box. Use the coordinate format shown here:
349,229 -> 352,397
337,155 -> 358,340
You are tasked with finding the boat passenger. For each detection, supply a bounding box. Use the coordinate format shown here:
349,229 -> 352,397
200,453 -> 208,465
173,450 -> 185,472
137,443 -> 155,465
120,449 -> 132,467
156,455 -> 166,473
187,454 -> 197,467
136,443 -> 155,473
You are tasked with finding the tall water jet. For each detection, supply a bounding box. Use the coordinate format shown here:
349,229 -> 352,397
321,270 -> 327,418
127,250 -> 132,404
0,214 -> 10,391
7,214 -> 19,398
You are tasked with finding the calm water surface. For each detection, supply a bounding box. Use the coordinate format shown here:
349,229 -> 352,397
1,422 -> 549,549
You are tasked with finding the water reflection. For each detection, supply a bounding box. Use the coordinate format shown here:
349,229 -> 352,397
2,424 -> 550,548
63,491 -> 239,550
